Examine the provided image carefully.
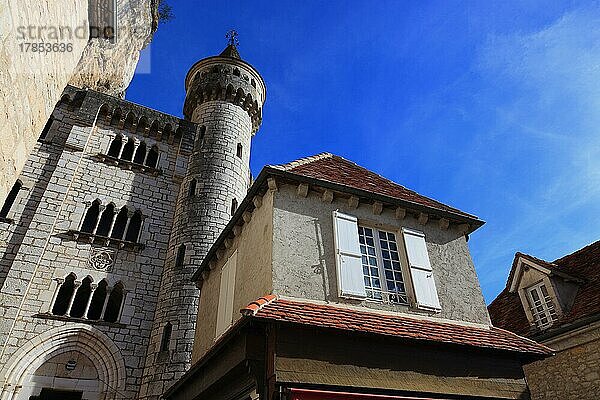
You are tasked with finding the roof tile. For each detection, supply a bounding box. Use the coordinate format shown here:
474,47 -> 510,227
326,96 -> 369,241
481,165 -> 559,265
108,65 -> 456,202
242,297 -> 552,356
271,153 -> 479,220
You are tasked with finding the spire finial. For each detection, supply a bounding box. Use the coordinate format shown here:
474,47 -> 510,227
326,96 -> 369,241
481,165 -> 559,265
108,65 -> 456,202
226,30 -> 239,48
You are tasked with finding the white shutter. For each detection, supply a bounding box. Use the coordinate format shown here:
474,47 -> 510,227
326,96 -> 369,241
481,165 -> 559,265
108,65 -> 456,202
332,211 -> 367,299
403,229 -> 441,311
216,251 -> 237,338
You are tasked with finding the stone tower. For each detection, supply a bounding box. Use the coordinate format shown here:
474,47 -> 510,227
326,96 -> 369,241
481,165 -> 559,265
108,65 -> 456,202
139,39 -> 266,398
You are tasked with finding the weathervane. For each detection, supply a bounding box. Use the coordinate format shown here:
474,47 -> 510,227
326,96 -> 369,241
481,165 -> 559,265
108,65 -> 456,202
226,30 -> 239,47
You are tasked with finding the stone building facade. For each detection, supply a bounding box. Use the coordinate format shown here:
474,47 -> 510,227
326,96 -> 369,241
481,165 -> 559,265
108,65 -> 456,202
489,241 -> 600,399
0,0 -> 158,207
0,43 -> 265,400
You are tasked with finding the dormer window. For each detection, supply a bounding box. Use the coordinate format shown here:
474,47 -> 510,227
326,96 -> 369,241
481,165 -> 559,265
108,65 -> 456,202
526,282 -> 558,330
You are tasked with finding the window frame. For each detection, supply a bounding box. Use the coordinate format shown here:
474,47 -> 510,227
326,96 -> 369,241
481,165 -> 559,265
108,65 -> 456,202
357,223 -> 410,305
526,281 -> 558,330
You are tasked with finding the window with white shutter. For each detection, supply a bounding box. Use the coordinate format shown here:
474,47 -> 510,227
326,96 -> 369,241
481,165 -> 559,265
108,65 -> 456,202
216,251 -> 237,338
332,211 -> 367,299
402,228 -> 441,311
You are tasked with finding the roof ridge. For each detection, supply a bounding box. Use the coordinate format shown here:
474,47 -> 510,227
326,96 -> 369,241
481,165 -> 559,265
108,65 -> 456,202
269,152 -> 334,171
553,239 -> 600,264
241,294 -> 278,316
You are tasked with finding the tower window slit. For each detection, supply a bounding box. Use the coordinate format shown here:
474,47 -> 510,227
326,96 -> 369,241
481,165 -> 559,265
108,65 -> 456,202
0,180 -> 22,219
188,178 -> 197,197
231,198 -> 238,215
160,322 -> 173,352
175,244 -> 186,268
236,143 -> 243,158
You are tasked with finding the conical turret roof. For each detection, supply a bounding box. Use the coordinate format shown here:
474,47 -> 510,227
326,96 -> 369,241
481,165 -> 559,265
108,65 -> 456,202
219,44 -> 241,59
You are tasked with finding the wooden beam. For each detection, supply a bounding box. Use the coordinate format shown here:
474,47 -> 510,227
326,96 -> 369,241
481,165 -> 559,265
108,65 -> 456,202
253,195 -> 263,208
348,195 -> 359,209
297,183 -> 309,198
267,177 -> 278,191
395,207 -> 406,220
438,218 -> 450,230
233,225 -> 242,236
418,212 -> 429,225
372,201 -> 383,215
322,190 -> 334,204
243,211 -> 252,224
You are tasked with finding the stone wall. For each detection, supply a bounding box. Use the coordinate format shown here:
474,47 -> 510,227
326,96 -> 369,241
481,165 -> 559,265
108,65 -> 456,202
0,87 -> 194,399
525,324 -> 600,400
271,183 -> 491,325
0,0 -> 156,210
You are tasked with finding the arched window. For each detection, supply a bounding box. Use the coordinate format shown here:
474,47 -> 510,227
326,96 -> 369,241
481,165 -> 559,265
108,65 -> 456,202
233,68 -> 241,76
188,178 -> 197,197
110,108 -> 122,126
125,211 -> 143,242
70,276 -> 93,318
110,206 -> 128,240
231,198 -> 238,215
120,138 -> 135,161
123,113 -> 136,130
236,143 -> 243,159
95,203 -> 115,237
81,200 -> 101,233
103,282 -> 124,323
136,117 -> 148,134
133,141 -> 147,164
0,180 -> 22,219
145,145 -> 159,169
107,135 -> 122,157
160,322 -> 172,352
87,279 -> 107,320
52,274 -> 76,316
175,244 -> 186,268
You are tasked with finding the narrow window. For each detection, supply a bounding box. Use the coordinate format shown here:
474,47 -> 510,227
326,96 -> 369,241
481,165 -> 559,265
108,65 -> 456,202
133,141 -> 147,164
110,108 -> 122,126
194,126 -> 206,151
103,282 -> 124,323
52,274 -> 76,316
160,322 -> 173,352
95,203 -> 115,237
89,0 -> 116,42
81,200 -> 101,233
110,206 -> 128,240
39,116 -> 54,141
188,179 -> 197,197
0,180 -> 22,219
107,135 -> 123,157
120,138 -> 135,161
144,145 -> 159,169
70,276 -> 93,318
251,79 -> 256,88
231,198 -> 238,215
87,279 -> 107,320
136,117 -> 148,134
175,244 -> 186,268
236,143 -> 243,159
233,68 -> 241,76
125,211 -> 142,242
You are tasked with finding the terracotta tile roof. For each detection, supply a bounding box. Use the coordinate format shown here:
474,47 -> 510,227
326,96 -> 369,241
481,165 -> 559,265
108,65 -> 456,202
489,240 -> 600,337
270,153 -> 480,221
241,296 -> 552,357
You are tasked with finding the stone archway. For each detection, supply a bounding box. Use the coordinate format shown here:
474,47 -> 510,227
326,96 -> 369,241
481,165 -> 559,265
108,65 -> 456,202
0,324 -> 126,400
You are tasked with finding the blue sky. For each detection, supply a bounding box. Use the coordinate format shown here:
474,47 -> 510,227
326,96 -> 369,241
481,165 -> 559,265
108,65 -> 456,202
127,1 -> 600,303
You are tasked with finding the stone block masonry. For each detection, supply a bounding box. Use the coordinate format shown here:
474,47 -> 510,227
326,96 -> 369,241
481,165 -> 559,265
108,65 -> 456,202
0,86 -> 195,399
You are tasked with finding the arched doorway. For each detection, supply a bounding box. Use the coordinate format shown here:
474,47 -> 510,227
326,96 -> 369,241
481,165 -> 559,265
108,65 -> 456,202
0,324 -> 126,400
